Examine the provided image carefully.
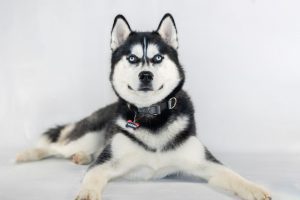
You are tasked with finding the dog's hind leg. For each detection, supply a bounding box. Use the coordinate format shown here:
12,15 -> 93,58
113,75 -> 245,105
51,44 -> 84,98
16,102 -> 118,164
15,147 -> 55,163
15,124 -> 74,163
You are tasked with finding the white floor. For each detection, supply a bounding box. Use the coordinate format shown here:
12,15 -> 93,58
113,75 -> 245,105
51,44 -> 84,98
1,147 -> 299,200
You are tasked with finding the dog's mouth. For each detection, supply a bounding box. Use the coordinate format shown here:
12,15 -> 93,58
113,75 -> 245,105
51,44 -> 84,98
128,84 -> 164,92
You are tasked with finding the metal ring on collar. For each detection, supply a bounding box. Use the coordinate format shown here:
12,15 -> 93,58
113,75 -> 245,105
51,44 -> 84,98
168,97 -> 177,109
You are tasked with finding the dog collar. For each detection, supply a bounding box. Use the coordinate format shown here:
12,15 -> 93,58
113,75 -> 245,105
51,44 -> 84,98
126,97 -> 177,130
127,97 -> 177,116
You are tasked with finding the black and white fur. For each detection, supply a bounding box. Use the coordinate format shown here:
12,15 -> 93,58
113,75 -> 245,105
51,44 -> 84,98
16,14 -> 272,200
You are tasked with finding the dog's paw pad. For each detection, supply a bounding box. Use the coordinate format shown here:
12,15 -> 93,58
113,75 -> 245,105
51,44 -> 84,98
71,152 -> 92,165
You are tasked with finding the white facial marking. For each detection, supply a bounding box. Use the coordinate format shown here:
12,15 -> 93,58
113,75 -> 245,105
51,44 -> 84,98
131,44 -> 143,58
147,44 -> 159,58
130,43 -> 160,62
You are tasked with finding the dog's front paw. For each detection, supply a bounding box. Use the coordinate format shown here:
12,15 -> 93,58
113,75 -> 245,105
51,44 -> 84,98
239,182 -> 272,200
75,189 -> 101,200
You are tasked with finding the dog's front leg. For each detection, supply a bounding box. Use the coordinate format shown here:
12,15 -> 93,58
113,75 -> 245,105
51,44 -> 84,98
75,163 -> 108,200
75,134 -> 142,200
191,161 -> 272,200
177,137 -> 271,200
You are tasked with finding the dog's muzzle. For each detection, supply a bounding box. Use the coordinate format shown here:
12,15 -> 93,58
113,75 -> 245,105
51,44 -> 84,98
138,71 -> 153,91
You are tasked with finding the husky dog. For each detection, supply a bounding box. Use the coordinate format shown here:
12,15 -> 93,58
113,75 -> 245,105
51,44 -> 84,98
16,14 -> 271,200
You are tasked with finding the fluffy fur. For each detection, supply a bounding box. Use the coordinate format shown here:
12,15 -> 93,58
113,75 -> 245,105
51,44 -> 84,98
16,14 -> 271,200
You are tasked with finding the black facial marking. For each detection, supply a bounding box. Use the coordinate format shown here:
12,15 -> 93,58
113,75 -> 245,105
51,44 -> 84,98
204,147 -> 222,164
128,85 -> 133,90
89,144 -> 112,170
43,125 -> 65,143
158,85 -> 164,90
142,36 -> 148,64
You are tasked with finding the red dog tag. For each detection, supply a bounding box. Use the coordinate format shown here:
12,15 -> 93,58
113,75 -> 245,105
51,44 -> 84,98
126,120 -> 140,130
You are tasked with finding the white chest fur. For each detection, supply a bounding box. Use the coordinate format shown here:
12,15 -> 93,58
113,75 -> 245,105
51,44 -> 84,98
111,135 -> 205,181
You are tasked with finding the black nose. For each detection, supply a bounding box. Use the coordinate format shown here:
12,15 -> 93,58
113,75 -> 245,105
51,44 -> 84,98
139,71 -> 153,84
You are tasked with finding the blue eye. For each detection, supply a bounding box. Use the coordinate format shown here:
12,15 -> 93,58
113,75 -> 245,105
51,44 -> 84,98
127,54 -> 139,64
152,54 -> 164,64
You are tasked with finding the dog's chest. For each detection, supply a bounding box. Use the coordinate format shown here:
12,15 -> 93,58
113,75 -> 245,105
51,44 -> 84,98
111,132 -> 206,181
115,115 -> 189,150
118,136 -> 205,180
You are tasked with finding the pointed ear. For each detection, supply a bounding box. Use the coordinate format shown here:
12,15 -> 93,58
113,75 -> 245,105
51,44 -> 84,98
156,13 -> 178,49
111,15 -> 131,51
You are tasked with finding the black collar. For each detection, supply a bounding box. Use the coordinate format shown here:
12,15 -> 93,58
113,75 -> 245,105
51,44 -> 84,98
127,97 -> 177,116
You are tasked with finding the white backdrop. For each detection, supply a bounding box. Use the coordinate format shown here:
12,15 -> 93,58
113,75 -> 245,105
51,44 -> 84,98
1,1 -> 300,200
1,0 -> 300,154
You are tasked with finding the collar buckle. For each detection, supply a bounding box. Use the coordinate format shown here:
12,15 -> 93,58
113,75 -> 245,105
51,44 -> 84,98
138,105 -> 161,115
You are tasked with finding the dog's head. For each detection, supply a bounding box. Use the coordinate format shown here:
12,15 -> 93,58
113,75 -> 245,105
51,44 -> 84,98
110,14 -> 185,107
